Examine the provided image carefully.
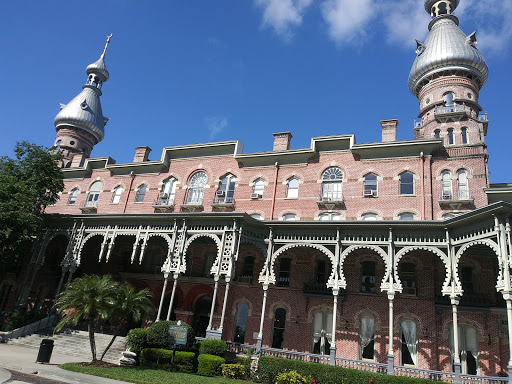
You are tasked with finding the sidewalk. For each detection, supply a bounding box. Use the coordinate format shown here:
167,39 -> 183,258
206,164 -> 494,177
0,343 -> 132,384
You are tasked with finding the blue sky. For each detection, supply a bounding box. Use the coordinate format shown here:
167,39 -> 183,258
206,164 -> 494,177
1,0 -> 511,183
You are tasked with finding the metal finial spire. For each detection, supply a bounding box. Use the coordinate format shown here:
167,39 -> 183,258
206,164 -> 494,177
102,34 -> 113,56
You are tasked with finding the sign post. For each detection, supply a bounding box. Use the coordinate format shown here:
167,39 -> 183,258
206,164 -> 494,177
168,320 -> 188,372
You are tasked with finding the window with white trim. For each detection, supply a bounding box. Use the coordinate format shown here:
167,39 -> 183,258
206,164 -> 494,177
321,167 -> 343,201
187,172 -> 207,204
111,186 -> 123,204
286,177 -> 299,198
160,177 -> 177,204
362,213 -> 377,221
134,184 -> 147,202
441,170 -> 453,200
68,188 -> 79,205
283,213 -> 296,221
400,320 -> 418,366
86,181 -> 102,207
312,311 -> 333,355
363,173 -> 377,196
399,171 -> 414,195
399,212 -> 415,221
359,315 -> 375,360
216,174 -> 236,203
457,169 -> 469,199
252,178 -> 264,198
319,212 -> 341,221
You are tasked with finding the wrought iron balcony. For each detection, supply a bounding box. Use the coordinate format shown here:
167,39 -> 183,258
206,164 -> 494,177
79,200 -> 98,213
152,197 -> 175,212
211,196 -> 235,209
317,194 -> 344,208
438,191 -> 474,206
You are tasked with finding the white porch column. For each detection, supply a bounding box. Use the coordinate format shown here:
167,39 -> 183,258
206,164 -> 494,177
166,273 -> 179,321
207,275 -> 220,331
387,293 -> 395,375
330,290 -> 338,365
451,295 -> 461,382
499,217 -> 512,382
156,273 -> 169,321
218,277 -> 231,334
256,284 -> 269,352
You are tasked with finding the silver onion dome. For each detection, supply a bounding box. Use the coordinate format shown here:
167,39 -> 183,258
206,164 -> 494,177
408,15 -> 488,96
53,87 -> 108,142
86,54 -> 109,82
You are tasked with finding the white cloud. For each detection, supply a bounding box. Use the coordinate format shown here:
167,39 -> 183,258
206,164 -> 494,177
320,0 -> 377,45
205,116 -> 228,140
255,0 -> 313,42
458,0 -> 512,55
381,0 -> 430,48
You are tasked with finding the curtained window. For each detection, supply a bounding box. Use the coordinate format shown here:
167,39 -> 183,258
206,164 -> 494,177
312,311 -> 333,355
359,315 -> 375,360
400,320 -> 418,366
449,325 -> 478,375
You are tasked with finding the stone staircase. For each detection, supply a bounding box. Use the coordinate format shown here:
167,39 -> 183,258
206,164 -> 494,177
7,330 -> 127,364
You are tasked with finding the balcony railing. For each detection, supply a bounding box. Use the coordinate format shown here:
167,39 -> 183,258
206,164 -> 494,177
478,112 -> 488,122
317,194 -> 344,208
435,293 -> 490,308
211,196 -> 235,209
435,104 -> 466,115
302,282 -> 335,297
79,200 -> 98,213
439,191 -> 474,204
152,197 -> 175,212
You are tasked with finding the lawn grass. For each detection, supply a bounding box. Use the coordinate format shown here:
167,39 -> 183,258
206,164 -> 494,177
59,363 -> 249,384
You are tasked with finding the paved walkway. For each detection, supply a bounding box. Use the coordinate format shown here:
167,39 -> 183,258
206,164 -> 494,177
0,343 -> 132,384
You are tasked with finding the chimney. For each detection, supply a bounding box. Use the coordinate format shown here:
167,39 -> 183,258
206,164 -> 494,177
381,119 -> 398,142
133,146 -> 151,162
273,132 -> 293,151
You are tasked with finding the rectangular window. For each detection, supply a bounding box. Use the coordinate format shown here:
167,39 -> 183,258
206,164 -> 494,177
277,258 -> 291,287
400,262 -> 417,295
460,265 -> 474,294
361,261 -> 376,293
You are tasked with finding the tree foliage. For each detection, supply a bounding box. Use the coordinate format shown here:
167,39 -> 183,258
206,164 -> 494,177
54,275 -> 153,361
0,141 -> 63,263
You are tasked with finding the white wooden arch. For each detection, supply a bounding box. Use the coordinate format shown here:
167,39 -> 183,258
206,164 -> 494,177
182,233 -> 222,271
77,233 -> 106,265
339,244 -> 388,290
140,233 -> 174,265
394,246 -> 450,295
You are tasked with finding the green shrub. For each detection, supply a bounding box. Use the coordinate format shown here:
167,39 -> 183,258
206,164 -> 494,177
126,328 -> 148,355
258,357 -> 446,384
140,348 -> 196,373
237,356 -> 253,379
199,339 -> 227,356
221,363 -> 246,379
198,354 -> 225,376
146,320 -> 195,350
275,370 -> 308,384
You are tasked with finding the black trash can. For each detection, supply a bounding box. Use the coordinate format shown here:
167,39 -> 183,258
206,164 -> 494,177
36,339 -> 54,363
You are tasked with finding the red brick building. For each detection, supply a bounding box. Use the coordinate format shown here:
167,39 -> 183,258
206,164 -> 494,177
3,1 -> 512,382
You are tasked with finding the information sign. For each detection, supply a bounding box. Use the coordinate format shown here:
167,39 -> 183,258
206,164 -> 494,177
168,324 -> 188,346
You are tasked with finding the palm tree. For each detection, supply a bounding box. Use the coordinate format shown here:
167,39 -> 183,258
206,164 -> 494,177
54,275 -> 118,361
100,282 -> 153,361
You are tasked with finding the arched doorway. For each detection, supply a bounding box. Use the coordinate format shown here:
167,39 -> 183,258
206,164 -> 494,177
192,295 -> 212,337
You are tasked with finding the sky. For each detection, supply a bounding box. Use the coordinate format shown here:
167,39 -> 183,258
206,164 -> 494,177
0,0 -> 511,183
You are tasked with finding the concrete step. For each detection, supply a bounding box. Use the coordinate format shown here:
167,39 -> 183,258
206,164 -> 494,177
7,330 -> 126,364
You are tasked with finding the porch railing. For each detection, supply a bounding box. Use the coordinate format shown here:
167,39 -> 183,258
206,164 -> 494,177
260,347 -> 331,365
334,356 -> 387,374
0,314 -> 58,342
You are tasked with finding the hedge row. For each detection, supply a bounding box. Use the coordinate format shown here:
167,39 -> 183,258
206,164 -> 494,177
140,348 -> 197,373
198,354 -> 226,376
258,357 -> 450,384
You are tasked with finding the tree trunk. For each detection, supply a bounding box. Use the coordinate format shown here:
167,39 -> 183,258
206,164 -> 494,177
88,321 -> 97,361
100,333 -> 118,361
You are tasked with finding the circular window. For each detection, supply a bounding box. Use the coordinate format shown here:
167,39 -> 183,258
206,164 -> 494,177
70,141 -> 75,146
467,93 -> 473,100
425,98 -> 430,105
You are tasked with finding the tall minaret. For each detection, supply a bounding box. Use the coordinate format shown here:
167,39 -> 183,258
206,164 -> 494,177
409,1 -> 488,146
53,35 -> 112,168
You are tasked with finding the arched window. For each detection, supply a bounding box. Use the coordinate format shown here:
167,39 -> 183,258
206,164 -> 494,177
312,311 -> 333,355
457,169 -> 469,199
461,127 -> 468,144
86,181 -> 103,207
447,128 -> 454,145
252,178 -> 265,198
399,262 -> 417,295
321,167 -> 343,201
111,186 -> 123,204
434,129 -> 441,139
362,213 -> 377,221
282,213 -> 296,221
233,304 -> 249,343
444,92 -> 455,106
450,325 -> 478,375
359,315 -> 375,360
319,212 -> 341,221
217,174 -> 236,203
399,171 -> 414,195
400,320 -> 418,366
134,184 -> 147,202
250,214 -> 263,220
187,172 -> 207,204
399,212 -> 415,221
68,188 -> 79,205
363,173 -> 377,197
441,170 -> 453,200
160,177 -> 177,204
286,177 -> 299,198
271,308 -> 287,349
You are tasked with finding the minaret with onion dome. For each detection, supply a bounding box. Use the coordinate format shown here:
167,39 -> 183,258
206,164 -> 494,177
53,35 -> 112,168
409,1 -> 489,146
